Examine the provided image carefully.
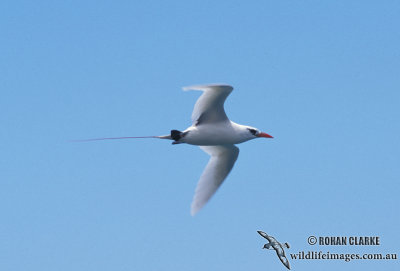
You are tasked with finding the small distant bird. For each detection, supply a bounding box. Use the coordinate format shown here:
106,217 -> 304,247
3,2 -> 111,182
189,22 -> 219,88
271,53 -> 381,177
77,84 -> 273,215
257,230 -> 291,270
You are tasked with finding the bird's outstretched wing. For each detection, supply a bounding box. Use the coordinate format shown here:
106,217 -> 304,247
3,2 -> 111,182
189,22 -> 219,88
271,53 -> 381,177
182,84 -> 233,125
257,231 -> 273,242
277,250 -> 291,270
267,235 -> 279,244
191,145 -> 239,215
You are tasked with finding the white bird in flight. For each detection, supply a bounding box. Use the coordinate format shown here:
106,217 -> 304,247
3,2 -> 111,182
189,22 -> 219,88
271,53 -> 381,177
79,84 -> 273,215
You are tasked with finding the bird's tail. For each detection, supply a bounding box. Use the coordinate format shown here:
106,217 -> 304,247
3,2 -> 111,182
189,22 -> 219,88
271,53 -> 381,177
71,134 -> 172,142
171,130 -> 183,141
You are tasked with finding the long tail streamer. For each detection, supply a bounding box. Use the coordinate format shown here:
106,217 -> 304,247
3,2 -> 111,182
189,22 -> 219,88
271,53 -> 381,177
70,136 -> 159,142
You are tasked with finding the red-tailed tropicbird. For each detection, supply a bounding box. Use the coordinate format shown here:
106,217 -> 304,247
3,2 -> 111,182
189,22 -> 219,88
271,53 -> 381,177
78,84 -> 273,215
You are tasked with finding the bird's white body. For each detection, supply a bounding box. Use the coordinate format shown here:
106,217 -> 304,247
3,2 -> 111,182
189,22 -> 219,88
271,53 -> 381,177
181,121 -> 254,146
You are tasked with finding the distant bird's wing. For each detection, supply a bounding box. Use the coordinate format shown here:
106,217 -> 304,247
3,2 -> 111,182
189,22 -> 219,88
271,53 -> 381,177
257,231 -> 273,242
267,235 -> 279,244
182,84 -> 233,125
277,250 -> 291,270
191,145 -> 239,215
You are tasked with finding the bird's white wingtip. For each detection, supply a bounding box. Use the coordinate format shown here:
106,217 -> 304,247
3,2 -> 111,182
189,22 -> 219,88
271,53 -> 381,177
182,83 -> 233,91
190,204 -> 200,216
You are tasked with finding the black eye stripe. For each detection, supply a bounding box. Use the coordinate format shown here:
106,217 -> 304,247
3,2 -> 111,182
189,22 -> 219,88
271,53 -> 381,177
248,128 -> 257,135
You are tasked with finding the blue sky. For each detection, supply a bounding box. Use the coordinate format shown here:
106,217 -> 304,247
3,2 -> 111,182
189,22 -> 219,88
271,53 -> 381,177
1,1 -> 399,270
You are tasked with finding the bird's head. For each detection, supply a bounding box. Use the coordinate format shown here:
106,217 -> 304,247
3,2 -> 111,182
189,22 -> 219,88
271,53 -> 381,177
262,243 -> 273,249
246,126 -> 273,140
